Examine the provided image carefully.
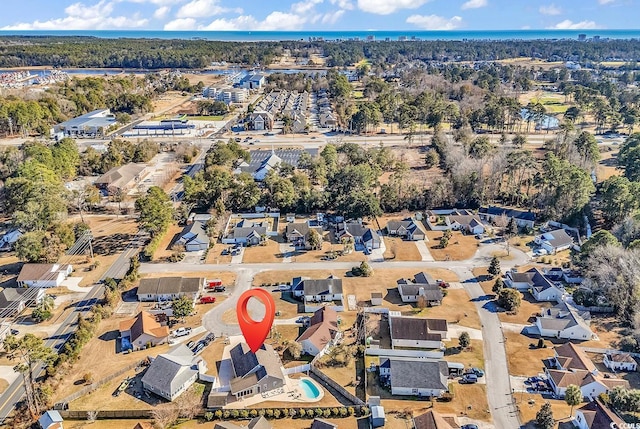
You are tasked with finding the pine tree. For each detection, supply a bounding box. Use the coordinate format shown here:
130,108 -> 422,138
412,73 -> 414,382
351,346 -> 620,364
535,402 -> 554,429
488,256 -> 501,278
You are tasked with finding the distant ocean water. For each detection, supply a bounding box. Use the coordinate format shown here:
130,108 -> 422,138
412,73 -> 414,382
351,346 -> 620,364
0,29 -> 640,41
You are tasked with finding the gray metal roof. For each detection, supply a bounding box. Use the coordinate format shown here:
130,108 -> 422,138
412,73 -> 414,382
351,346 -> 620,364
398,284 -> 443,301
414,272 -> 436,285
238,149 -> 317,175
137,277 -> 202,296
390,317 -> 445,341
178,221 -> 210,247
56,109 -> 115,130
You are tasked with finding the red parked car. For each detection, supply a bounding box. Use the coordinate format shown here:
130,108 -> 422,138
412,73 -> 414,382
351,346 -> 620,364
200,296 -> 216,304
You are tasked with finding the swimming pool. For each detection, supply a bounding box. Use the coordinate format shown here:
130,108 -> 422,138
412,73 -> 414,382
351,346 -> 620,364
299,378 -> 321,399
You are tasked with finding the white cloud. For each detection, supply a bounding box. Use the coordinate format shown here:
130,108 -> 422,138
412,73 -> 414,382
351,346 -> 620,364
154,5 -> 171,19
200,11 -> 309,31
539,4 -> 562,15
357,0 -> 431,15
292,0 -> 323,15
330,0 -> 353,10
321,9 -> 345,24
176,0 -> 237,18
550,19 -> 602,29
598,0 -> 614,4
163,17 -> 197,29
2,0 -> 149,30
461,0 -> 487,10
199,15 -> 257,30
406,14 -> 463,30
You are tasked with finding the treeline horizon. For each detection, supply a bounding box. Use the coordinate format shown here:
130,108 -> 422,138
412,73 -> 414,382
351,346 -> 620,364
2,36 -> 640,69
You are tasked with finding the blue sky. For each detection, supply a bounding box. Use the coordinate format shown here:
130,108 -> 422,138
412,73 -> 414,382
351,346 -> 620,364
0,0 -> 636,31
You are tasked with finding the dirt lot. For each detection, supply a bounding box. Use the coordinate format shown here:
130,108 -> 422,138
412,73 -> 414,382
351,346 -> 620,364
243,239 -> 283,263
580,315 -> 625,349
290,241 -> 366,263
383,237 -> 422,261
425,231 -> 479,261
504,332 -> 553,377
597,147 -> 621,183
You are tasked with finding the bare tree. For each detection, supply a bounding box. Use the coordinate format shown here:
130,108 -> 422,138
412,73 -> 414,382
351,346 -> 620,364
176,388 -> 202,420
151,404 -> 179,429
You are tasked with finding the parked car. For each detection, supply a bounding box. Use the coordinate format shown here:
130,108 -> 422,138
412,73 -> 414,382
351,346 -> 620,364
461,374 -> 478,384
534,248 -> 549,256
200,296 -> 216,304
277,284 -> 291,291
194,342 -> 205,354
462,425 -> 479,429
471,368 -> 485,377
172,327 -> 192,337
221,249 -> 230,255
213,286 -> 226,292
436,279 -> 450,288
186,341 -> 195,348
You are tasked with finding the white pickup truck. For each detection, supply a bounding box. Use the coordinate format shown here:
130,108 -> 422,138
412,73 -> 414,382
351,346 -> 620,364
172,327 -> 192,338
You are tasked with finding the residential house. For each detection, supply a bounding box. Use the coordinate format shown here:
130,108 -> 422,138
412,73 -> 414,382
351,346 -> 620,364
397,283 -> 443,306
535,302 -> 596,340
573,399 -> 625,429
310,419 -> 337,429
368,397 -> 386,428
94,163 -> 146,196
379,357 -> 449,397
136,277 -> 203,302
175,221 -> 210,252
246,111 -> 274,131
389,316 -> 447,349
544,343 -> 629,399
385,219 -> 426,241
141,344 -> 207,401
0,287 -> 45,317
319,112 -> 337,128
119,311 -> 170,350
412,409 -> 457,429
535,229 -> 574,254
252,151 -> 281,181
504,268 -> 565,302
17,264 -> 73,288
446,214 -> 485,235
337,222 -> 381,250
228,343 -> 286,400
425,208 -> 475,231
38,410 -> 64,429
0,228 -> 22,251
603,353 -> 637,372
479,206 -> 536,229
223,220 -> 269,245
296,307 -> 341,357
292,276 -> 344,312
285,222 -> 323,249
214,417 -> 273,429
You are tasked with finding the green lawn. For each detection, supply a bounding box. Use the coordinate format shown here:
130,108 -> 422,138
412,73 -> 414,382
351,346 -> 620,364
188,115 -> 226,121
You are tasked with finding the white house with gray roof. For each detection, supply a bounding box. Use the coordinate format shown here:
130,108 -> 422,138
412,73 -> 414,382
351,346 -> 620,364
141,344 -> 207,401
337,222 -> 381,250
385,219 -> 425,241
379,357 -> 449,397
535,229 -> 575,254
176,221 -> 210,252
228,342 -> 286,400
292,276 -> 344,312
389,316 -> 448,349
504,268 -> 565,302
535,302 -> 596,340
136,277 -> 203,302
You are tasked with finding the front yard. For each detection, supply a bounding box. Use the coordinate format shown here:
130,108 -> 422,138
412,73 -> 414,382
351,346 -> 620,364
242,239 -> 283,263
425,231 -> 479,261
413,289 -> 482,330
504,332 -> 552,377
383,237 -> 422,261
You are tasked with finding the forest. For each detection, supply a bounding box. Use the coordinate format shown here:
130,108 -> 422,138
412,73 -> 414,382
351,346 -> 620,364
2,36 -> 640,69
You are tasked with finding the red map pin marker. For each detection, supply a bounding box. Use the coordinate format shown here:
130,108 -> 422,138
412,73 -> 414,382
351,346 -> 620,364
236,288 -> 276,353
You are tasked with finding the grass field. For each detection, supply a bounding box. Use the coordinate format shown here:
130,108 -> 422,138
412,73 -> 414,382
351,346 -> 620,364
443,339 -> 485,370
504,332 -> 552,377
414,289 -> 482,330
383,237 -> 422,261
242,240 -> 282,263
425,231 -> 479,261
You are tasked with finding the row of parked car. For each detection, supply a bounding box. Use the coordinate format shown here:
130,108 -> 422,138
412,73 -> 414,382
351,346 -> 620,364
459,368 -> 485,384
187,333 -> 215,355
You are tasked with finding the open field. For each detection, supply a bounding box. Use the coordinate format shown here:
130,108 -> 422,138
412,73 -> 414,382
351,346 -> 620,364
443,339 -> 485,370
243,240 -> 283,263
580,315 -> 625,349
414,289 -> 482,330
518,394 -> 574,428
383,237 -> 422,261
288,240 -> 367,263
596,147 -> 621,183
425,231 -> 479,261
504,332 -> 553,377
205,242 -> 233,264
152,223 -> 183,261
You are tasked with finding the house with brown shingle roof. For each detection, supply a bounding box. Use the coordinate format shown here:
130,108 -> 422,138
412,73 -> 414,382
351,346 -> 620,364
17,264 -> 73,288
412,409 -> 458,429
573,399 -> 624,429
296,307 -> 341,357
544,343 -> 629,399
119,311 -> 170,350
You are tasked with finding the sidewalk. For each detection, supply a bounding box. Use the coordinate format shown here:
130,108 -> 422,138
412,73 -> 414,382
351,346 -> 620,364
415,241 -> 435,261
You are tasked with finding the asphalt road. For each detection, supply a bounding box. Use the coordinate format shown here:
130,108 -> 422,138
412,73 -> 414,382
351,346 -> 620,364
0,284 -> 104,423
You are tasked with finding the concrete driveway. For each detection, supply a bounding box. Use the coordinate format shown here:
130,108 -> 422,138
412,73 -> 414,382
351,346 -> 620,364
415,241 -> 434,261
